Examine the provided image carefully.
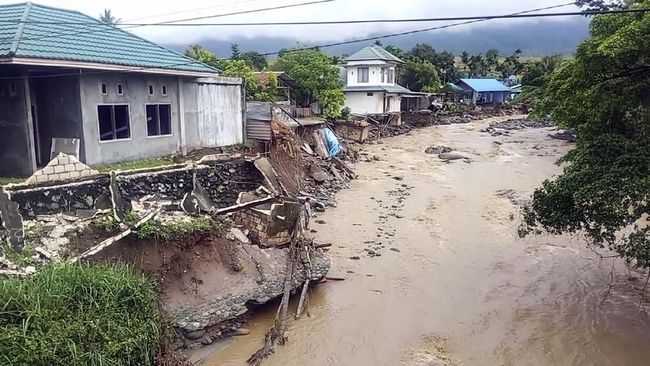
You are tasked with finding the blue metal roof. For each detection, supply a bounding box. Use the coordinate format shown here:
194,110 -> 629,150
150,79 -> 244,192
460,79 -> 511,92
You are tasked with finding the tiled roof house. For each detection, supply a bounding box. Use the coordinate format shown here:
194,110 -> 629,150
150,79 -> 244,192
0,3 -> 245,177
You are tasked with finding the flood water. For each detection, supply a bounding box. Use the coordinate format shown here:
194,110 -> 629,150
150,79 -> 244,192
203,117 -> 650,366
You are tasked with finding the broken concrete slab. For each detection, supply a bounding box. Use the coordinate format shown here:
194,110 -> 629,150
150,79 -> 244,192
0,188 -> 24,251
109,172 -> 131,222
230,228 -> 251,245
254,158 -> 285,196
191,172 -> 216,212
309,165 -> 329,184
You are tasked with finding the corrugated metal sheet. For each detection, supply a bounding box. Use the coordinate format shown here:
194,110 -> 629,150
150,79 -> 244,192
196,82 -> 244,147
246,119 -> 271,141
459,79 -> 511,92
247,102 -> 272,121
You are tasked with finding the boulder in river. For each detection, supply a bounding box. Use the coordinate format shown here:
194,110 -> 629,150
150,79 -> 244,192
438,152 -> 468,161
425,146 -> 452,155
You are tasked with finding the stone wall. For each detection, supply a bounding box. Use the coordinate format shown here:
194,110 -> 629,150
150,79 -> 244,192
5,159 -> 263,219
8,178 -> 111,219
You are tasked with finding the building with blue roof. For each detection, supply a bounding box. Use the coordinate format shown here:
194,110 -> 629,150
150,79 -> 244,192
0,2 -> 245,177
455,78 -> 511,105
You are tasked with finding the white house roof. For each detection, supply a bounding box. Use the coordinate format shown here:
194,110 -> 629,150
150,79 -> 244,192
344,84 -> 412,94
346,46 -> 404,63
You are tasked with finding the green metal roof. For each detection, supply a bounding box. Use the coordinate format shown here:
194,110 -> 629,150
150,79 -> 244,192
346,46 -> 404,63
0,2 -> 218,75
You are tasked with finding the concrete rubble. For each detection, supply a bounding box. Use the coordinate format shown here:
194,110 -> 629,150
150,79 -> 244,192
482,117 -> 555,136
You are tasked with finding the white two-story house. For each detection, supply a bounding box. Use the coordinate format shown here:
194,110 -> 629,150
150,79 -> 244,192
343,46 -> 412,115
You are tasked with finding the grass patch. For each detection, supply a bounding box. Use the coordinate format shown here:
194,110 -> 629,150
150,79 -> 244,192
136,217 -> 214,241
94,157 -> 175,173
91,213 -> 121,232
2,245 -> 37,268
0,263 -> 161,365
0,177 -> 25,186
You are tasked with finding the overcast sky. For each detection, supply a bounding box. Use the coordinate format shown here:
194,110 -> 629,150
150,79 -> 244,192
2,0 -> 581,44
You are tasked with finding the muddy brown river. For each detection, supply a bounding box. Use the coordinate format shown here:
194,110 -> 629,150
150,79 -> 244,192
202,117 -> 650,366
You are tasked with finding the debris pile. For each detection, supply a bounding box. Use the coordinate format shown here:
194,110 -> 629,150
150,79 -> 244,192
483,117 -> 554,136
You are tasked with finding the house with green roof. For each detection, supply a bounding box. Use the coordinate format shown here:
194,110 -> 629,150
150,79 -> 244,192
342,45 -> 413,115
0,2 -> 244,177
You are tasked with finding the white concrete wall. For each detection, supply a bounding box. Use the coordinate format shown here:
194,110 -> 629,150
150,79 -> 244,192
345,92 -> 384,114
346,62 -> 397,87
387,95 -> 401,112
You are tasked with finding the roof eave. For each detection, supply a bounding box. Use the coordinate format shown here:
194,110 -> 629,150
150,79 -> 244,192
1,57 -> 219,78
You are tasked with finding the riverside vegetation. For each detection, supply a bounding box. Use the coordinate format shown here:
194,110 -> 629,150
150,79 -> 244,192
0,263 -> 162,365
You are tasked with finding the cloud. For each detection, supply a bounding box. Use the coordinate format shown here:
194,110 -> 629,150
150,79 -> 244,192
15,0 -> 580,44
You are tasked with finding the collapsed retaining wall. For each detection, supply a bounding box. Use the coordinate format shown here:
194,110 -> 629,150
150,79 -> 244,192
4,158 -> 263,219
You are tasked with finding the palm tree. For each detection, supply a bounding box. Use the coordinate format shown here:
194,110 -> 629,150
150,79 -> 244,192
99,9 -> 120,26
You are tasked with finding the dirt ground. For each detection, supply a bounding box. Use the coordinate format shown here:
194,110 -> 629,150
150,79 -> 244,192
205,116 -> 650,366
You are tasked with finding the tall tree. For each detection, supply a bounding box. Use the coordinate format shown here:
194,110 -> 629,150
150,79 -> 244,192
230,43 -> 241,60
383,45 -> 404,60
273,49 -> 343,115
99,9 -> 120,25
520,1 -> 650,267
185,45 -> 276,101
240,51 -> 268,71
485,49 -> 500,74
398,59 -> 442,92
185,44 -> 226,69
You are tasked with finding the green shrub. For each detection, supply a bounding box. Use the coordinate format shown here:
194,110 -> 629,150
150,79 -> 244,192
136,217 -> 214,241
0,263 -> 160,365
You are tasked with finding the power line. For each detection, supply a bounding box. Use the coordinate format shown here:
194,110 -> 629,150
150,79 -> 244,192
3,7 -> 649,27
127,0 -> 334,26
123,0 -> 263,22
258,2 -> 580,56
1,2 -> 637,80
0,0 -> 335,44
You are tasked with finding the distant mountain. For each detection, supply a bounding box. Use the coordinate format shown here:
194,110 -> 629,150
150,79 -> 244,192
166,17 -> 590,57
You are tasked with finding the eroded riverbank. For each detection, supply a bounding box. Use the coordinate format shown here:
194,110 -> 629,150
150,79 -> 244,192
204,116 -> 650,366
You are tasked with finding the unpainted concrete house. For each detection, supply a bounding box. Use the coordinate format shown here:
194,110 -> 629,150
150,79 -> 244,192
0,3 -> 245,178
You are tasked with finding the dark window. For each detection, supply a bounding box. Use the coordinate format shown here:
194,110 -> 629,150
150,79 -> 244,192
117,83 -> 124,95
148,85 -> 154,95
357,67 -> 369,83
98,105 -> 130,141
101,83 -> 108,95
161,85 -> 168,96
367,92 -> 374,96
146,104 -> 172,137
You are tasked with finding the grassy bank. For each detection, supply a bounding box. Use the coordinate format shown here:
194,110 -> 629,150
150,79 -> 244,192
0,263 -> 162,365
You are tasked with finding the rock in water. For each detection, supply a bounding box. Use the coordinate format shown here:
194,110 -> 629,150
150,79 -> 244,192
232,328 -> 251,336
438,152 -> 467,161
425,146 -> 452,154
